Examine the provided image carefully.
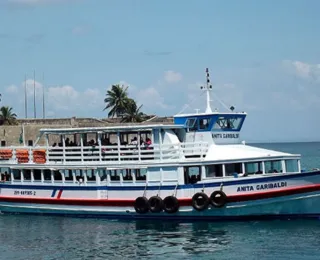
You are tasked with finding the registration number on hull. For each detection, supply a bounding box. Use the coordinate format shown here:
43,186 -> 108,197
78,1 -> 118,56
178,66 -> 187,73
14,190 -> 36,196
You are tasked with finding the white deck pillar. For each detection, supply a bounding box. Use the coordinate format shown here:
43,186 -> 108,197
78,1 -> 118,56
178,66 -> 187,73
62,135 -> 66,164
45,134 -> 49,162
137,131 -> 141,162
41,169 -> 44,183
98,132 -> 102,162
298,159 -> 301,172
21,169 -> 24,182
31,169 -> 34,182
51,169 -> 54,184
117,132 -> 121,162
281,160 -> 286,173
80,134 -> 84,163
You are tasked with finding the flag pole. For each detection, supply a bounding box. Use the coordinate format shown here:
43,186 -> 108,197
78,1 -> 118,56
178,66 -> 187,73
33,70 -> 36,118
23,124 -> 26,147
24,74 -> 28,118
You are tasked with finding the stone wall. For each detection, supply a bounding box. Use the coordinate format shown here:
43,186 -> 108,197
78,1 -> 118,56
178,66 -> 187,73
0,116 -> 174,147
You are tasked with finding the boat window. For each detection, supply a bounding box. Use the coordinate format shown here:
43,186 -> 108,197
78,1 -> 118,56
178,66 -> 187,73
199,118 -> 211,130
245,162 -> 263,174
33,170 -> 42,181
122,169 -> 133,181
185,118 -> 198,131
43,170 -> 51,181
205,164 -> 223,178
265,160 -> 282,173
285,159 -> 299,173
12,169 -> 21,180
212,116 -> 244,131
54,170 -> 62,181
184,166 -> 201,184
136,168 -> 147,181
109,170 -> 120,181
225,163 -> 242,176
24,170 -> 31,181
99,169 -> 108,181
64,170 -> 73,181
86,169 -> 95,181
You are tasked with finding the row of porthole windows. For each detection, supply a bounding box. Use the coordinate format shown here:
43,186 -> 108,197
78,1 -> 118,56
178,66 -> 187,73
8,168 -> 147,183
185,159 -> 300,183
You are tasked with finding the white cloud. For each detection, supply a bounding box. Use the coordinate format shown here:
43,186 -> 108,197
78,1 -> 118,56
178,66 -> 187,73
5,84 -> 18,94
136,87 -> 173,112
164,70 -> 182,83
24,79 -> 43,97
46,85 -> 102,114
3,79 -> 102,118
282,60 -> 320,82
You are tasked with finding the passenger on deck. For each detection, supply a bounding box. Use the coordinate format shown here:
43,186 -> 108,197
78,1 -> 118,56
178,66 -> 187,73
130,137 -> 138,146
145,138 -> 152,149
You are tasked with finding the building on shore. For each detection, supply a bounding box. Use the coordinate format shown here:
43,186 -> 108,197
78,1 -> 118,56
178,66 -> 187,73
0,116 -> 173,147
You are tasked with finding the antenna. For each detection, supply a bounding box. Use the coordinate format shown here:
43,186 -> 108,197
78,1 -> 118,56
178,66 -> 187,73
42,72 -> 45,119
33,70 -> 36,118
200,68 -> 213,113
24,74 -> 28,118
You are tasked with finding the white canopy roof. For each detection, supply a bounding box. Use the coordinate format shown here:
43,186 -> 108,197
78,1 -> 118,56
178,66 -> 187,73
204,144 -> 300,162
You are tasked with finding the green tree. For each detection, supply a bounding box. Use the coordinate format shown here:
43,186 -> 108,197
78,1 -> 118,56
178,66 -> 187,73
0,106 -> 17,125
121,99 -> 145,123
104,84 -> 129,118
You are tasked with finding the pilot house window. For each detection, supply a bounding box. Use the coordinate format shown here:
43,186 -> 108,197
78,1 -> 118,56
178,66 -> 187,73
199,118 -> 211,130
185,118 -> 197,131
213,116 -> 244,131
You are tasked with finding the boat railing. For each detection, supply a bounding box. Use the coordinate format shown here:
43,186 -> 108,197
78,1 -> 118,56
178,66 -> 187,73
0,142 -> 209,165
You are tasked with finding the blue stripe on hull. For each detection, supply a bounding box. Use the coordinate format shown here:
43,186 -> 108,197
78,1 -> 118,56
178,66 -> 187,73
1,170 -> 320,191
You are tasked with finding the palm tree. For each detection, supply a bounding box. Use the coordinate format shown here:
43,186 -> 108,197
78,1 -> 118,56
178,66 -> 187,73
121,99 -> 145,123
104,84 -> 130,118
0,106 -> 17,125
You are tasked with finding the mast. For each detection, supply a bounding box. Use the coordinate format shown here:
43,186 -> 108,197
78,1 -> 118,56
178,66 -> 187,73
201,68 -> 213,113
42,72 -> 45,119
24,74 -> 28,118
33,70 -> 36,118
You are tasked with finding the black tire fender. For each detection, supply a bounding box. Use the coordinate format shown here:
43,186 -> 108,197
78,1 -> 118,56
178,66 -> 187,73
163,196 -> 179,214
134,196 -> 149,214
210,190 -> 227,208
192,192 -> 210,211
148,196 -> 163,213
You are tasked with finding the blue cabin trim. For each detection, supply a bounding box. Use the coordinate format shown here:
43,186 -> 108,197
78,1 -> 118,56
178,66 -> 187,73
173,113 -> 246,133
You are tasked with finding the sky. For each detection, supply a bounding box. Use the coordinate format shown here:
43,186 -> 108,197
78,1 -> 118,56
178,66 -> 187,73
1,0 -> 320,142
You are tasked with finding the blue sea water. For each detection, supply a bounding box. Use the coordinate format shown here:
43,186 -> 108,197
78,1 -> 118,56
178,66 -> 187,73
1,142 -> 320,260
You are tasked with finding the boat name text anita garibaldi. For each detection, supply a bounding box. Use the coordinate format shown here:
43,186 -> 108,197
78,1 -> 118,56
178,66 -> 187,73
237,181 -> 287,192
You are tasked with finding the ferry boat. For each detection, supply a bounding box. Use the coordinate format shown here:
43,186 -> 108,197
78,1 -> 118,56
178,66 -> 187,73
0,69 -> 320,221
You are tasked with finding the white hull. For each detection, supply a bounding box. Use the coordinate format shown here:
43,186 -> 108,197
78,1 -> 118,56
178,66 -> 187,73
1,171 -> 320,221
1,191 -> 320,220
